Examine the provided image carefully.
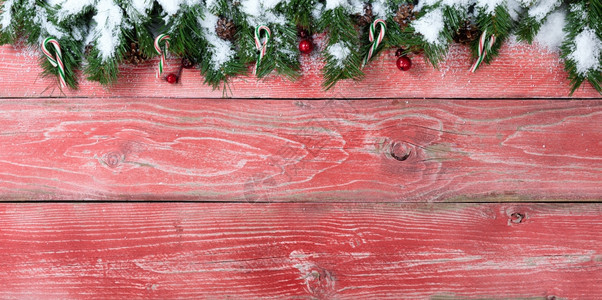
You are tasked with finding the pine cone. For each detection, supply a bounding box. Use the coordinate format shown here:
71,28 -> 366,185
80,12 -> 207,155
84,44 -> 93,56
355,3 -> 373,27
216,17 -> 236,41
454,20 -> 480,44
124,41 -> 147,65
393,3 -> 416,30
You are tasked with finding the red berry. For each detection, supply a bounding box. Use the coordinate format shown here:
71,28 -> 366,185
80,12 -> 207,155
396,56 -> 412,71
166,73 -> 177,84
298,39 -> 313,54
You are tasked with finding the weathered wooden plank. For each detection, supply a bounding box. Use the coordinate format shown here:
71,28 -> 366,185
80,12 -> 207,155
0,42 -> 599,99
0,99 -> 600,201
0,203 -> 599,299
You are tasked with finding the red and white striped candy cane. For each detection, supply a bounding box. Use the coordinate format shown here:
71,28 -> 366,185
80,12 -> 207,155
154,34 -> 171,78
254,25 -> 271,75
470,29 -> 496,73
41,37 -> 67,88
363,19 -> 386,68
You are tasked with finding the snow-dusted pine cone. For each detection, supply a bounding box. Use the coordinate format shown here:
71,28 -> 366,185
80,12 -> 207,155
393,3 -> 416,30
124,41 -> 147,65
454,20 -> 480,44
355,4 -> 373,27
216,17 -> 237,41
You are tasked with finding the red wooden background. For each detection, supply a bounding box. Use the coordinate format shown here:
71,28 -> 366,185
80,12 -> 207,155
0,41 -> 601,299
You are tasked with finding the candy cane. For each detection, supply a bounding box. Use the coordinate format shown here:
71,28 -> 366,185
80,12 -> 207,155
154,34 -> 171,78
363,19 -> 386,68
254,25 -> 271,75
470,29 -> 496,73
41,37 -> 67,88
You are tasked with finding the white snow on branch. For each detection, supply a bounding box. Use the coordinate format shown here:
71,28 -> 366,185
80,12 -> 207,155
0,0 -> 16,31
325,0 -> 347,10
415,0 -> 475,11
475,0 -> 504,14
240,0 -> 287,27
35,6 -> 65,41
568,28 -> 601,75
371,0 -> 391,18
506,0 -> 523,20
156,0 -> 202,17
131,0 -> 154,17
327,42 -> 350,68
528,0 -> 561,21
569,2 -> 587,21
55,0 -> 96,22
92,0 -> 127,61
205,0 -> 218,10
312,3 -> 324,20
198,13 -> 235,71
156,0 -> 182,16
413,8 -> 445,45
324,0 -> 362,14
534,9 -> 566,52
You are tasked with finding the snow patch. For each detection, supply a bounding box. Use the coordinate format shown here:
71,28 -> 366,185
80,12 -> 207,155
327,42 -> 350,68
92,0 -> 127,61
324,0 -> 362,14
198,13 -> 235,71
156,0 -> 182,15
371,0 -> 390,18
240,0 -> 287,27
568,28 -> 601,75
413,8 -> 445,45
0,0 -> 15,30
325,0 -> 347,10
415,0 -> 475,11
312,3 -> 324,20
528,0 -> 561,21
506,0 -> 523,20
534,10 -> 566,52
131,0 -> 153,17
56,0 -> 96,22
569,2 -> 587,21
35,6 -> 65,41
475,0 -> 504,15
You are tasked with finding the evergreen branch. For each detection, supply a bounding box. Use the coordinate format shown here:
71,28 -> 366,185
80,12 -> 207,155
163,5 -> 204,58
40,37 -> 82,89
85,38 -> 127,85
287,0 -> 316,30
516,15 -> 543,43
320,7 -> 363,90
560,1 -> 602,95
474,4 -> 515,64
232,1 -> 300,80
0,0 -> 599,95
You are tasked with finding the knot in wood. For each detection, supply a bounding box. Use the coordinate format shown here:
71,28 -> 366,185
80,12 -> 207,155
510,212 -> 525,224
104,151 -> 123,168
390,141 -> 411,161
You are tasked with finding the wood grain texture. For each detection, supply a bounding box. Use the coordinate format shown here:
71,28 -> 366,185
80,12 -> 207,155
1,41 -> 600,99
0,203 -> 600,299
0,99 -> 600,201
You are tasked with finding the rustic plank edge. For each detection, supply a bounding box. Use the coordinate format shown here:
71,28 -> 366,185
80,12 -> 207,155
0,202 -> 600,299
0,98 -> 600,201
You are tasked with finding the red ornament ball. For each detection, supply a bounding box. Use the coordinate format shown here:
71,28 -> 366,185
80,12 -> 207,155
166,73 -> 178,84
396,56 -> 412,71
298,39 -> 313,54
